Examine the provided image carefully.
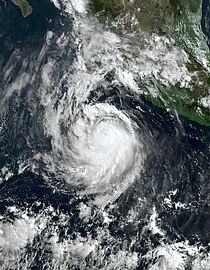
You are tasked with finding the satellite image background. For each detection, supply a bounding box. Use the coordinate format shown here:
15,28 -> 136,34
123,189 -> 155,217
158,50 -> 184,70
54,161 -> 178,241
0,0 -> 210,269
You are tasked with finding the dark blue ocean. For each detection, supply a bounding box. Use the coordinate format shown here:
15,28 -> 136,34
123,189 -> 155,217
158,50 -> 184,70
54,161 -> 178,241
202,0 -> 210,47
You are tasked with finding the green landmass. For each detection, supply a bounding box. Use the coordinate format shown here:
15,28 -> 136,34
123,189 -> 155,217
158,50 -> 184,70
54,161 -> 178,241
89,0 -> 174,34
89,0 -> 210,126
11,0 -> 32,17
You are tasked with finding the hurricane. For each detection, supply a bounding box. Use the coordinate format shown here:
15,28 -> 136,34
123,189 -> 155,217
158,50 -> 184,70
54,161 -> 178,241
42,101 -> 142,198
0,0 -> 210,269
